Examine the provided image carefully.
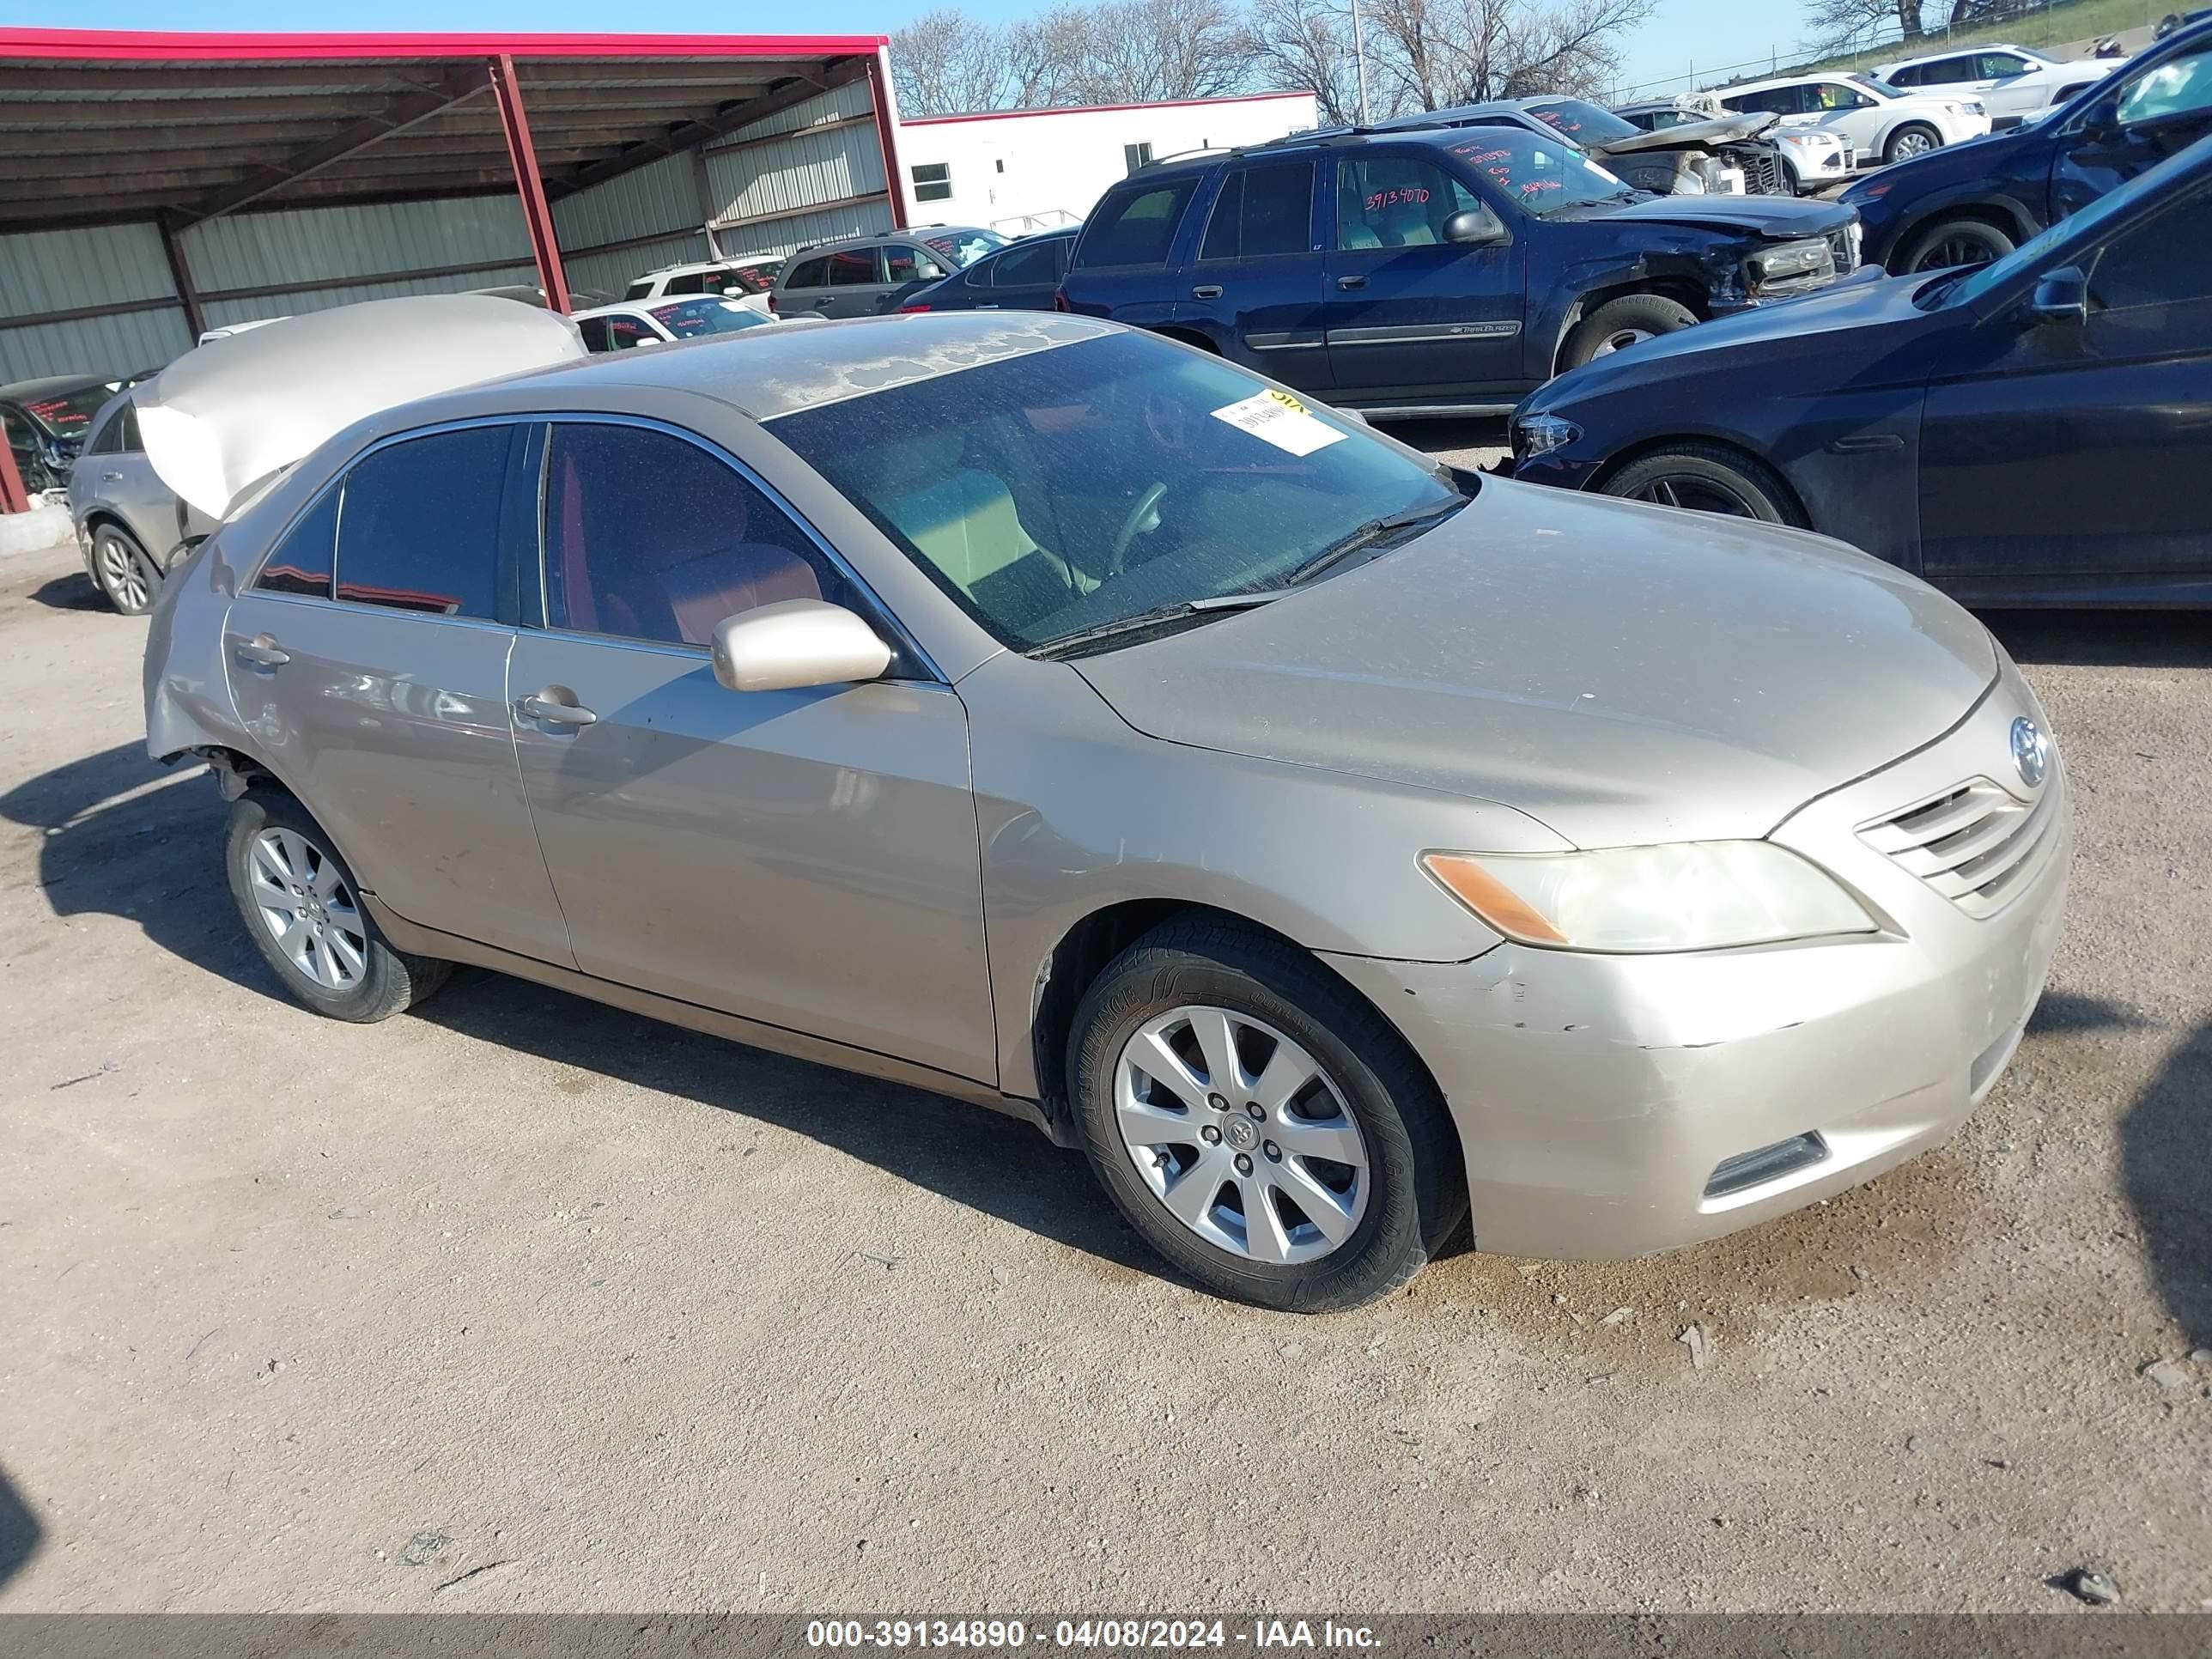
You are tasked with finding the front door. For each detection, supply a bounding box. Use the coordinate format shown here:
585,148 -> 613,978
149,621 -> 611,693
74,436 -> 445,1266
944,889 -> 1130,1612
222,422 -> 574,967
1321,149 -> 1528,404
508,419 -> 998,1085
1920,177 -> 2212,592
1178,159 -> 1334,392
2051,38 -> 2212,221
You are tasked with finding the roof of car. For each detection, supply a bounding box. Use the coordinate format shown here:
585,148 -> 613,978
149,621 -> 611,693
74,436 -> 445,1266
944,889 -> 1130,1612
471,310 -> 1117,421
641,255 -> 780,276
1873,43 -> 2050,70
0,372 -> 116,402
788,226 -> 994,255
1720,70 -> 1897,95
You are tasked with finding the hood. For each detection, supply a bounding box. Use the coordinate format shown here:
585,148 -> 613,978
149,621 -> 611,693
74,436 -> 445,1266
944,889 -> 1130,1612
1534,264 -> 1921,388
1589,111 -> 1779,155
1589,192 -> 1857,239
1073,479 -> 1995,848
1842,122 -> 2033,215
137,294 -> 585,520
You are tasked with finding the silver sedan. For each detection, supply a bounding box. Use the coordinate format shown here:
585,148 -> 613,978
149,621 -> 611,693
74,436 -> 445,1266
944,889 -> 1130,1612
143,307 -> 2068,1311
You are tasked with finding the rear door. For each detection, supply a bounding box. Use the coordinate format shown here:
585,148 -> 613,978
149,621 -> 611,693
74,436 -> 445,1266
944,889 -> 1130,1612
814,245 -> 887,317
222,422 -> 574,966
978,233 -> 1068,311
1061,173 -> 1206,329
2051,39 -> 2212,221
1178,159 -> 1333,392
84,402 -> 182,562
509,418 -> 996,1083
1920,178 -> 2212,592
1320,147 -> 1528,404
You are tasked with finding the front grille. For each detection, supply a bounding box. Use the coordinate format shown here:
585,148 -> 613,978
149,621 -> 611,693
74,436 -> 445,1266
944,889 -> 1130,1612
1858,775 -> 2062,919
1726,144 -> 1787,195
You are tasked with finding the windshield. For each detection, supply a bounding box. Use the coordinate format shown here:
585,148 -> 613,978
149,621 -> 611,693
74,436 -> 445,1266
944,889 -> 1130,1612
21,385 -> 114,435
925,229 -> 1009,267
1850,73 -> 1910,99
766,331 -> 1457,654
1526,100 -> 1642,146
646,297 -> 772,338
1441,130 -> 1635,215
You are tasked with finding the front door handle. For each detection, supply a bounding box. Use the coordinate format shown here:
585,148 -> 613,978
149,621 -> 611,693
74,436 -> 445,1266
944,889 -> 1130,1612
1336,274 -> 1367,290
1191,284 -> 1224,300
234,634 -> 290,667
518,690 -> 598,727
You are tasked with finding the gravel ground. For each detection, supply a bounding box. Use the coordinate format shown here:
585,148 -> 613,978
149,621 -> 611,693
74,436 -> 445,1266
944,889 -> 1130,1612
1,481 -> 2207,1614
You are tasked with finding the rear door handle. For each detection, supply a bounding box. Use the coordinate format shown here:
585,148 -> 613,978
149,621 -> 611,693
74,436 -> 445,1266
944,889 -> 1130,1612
1191,284 -> 1224,300
1335,275 -> 1367,290
234,634 -> 290,667
518,690 -> 598,727
100,470 -> 125,483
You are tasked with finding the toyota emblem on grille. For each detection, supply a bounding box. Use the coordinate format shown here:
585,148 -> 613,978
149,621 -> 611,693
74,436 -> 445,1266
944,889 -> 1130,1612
2010,718 -> 2049,788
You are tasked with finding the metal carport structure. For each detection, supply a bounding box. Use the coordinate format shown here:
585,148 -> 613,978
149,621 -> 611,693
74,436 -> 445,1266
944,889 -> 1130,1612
0,28 -> 906,512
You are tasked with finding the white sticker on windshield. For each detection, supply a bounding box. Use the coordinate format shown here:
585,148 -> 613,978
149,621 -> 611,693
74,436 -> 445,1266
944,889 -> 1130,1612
1209,389 -> 1347,457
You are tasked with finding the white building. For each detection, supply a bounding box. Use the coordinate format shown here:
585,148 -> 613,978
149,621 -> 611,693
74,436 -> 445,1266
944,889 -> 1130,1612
894,90 -> 1321,234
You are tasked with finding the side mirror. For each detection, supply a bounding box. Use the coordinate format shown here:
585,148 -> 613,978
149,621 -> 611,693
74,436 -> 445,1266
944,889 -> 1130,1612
1443,206 -> 1509,247
712,599 -> 893,693
2027,265 -> 2089,325
2082,93 -> 2122,138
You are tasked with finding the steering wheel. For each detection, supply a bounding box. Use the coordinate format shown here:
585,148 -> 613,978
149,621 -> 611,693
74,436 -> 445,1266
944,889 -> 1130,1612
1109,482 -> 1170,575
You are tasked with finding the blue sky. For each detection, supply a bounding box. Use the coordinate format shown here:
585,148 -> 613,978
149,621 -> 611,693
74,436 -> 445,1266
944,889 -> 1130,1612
7,0 -> 1785,101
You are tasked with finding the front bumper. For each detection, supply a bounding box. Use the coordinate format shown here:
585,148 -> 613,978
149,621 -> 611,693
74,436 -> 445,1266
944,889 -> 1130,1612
1324,656 -> 2069,1259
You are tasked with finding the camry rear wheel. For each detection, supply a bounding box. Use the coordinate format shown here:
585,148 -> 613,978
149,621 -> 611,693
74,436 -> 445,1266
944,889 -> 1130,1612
91,525 -> 158,616
224,790 -> 451,1022
1897,216 -> 2015,275
1559,293 -> 1699,371
1601,443 -> 1803,526
1069,918 -> 1464,1312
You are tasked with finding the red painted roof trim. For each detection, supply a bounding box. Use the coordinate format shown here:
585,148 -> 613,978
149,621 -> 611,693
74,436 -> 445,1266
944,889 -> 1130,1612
903,88 -> 1318,127
0,28 -> 888,63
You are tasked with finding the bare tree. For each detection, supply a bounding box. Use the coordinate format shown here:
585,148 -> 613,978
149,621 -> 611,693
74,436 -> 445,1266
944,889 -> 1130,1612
1243,0 -> 1367,124
1802,0 -> 1923,56
1363,0 -> 1656,110
1066,0 -> 1255,103
888,9 -> 1016,116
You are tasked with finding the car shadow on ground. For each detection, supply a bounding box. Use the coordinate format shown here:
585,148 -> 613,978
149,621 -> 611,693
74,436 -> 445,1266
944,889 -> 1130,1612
0,1465 -> 38,1593
25,572 -> 104,612
1,743 -> 1160,1283
2121,1015 -> 2212,1351
0,741 -> 293,999
1984,609 -> 2212,669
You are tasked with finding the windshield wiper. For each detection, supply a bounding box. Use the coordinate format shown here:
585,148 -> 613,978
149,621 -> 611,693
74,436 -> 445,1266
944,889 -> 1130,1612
1028,591 -> 1282,661
1283,495 -> 1468,587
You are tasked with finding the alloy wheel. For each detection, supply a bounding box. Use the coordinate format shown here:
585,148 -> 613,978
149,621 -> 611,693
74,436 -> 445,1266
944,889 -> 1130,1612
1916,233 -> 2001,272
247,827 -> 368,991
1891,131 -> 1936,160
1628,473 -> 1763,516
1114,1006 -> 1369,1266
96,535 -> 149,611
1589,326 -> 1656,359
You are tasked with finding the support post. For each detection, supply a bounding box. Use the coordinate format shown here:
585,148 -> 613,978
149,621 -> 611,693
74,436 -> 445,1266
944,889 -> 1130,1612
489,53 -> 572,313
866,52 -> 908,228
0,428 -> 30,515
158,213 -> 208,343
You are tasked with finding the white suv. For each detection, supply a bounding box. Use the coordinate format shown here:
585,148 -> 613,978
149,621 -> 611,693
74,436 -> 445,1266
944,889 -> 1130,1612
1717,71 -> 1991,167
622,256 -> 783,316
1870,45 -> 2121,128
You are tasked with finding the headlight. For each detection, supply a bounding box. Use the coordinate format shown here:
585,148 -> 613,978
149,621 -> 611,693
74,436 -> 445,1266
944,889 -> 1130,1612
1746,237 -> 1834,290
1512,413 -> 1581,458
1420,843 -> 1879,953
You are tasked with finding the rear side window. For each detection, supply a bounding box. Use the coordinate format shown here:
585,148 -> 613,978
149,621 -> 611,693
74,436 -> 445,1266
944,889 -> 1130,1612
1074,179 -> 1200,269
255,488 -> 339,599
88,402 -> 136,455
624,280 -> 653,300
825,248 -> 879,286
664,270 -> 708,295
991,237 -> 1062,287
1200,161 -> 1315,260
783,257 -> 830,289
335,426 -> 510,618
540,422 -> 848,648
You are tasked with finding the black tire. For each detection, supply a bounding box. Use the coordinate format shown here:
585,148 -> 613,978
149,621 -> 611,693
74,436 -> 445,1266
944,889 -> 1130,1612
223,789 -> 451,1022
1895,215 -> 2016,275
1601,442 -> 1804,526
1559,292 -> 1699,371
89,523 -> 160,616
1883,122 -> 1942,165
1067,917 -> 1466,1313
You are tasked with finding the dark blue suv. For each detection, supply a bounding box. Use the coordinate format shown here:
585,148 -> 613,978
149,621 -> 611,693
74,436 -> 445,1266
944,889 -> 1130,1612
1845,17 -> 2212,272
1056,125 -> 1862,416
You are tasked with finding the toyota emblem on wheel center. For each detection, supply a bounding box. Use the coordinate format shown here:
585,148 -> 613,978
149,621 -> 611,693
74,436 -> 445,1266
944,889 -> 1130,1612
2011,718 -> 2049,788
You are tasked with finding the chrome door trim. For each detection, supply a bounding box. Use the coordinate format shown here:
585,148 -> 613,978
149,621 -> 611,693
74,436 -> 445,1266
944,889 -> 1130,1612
1326,320 -> 1523,345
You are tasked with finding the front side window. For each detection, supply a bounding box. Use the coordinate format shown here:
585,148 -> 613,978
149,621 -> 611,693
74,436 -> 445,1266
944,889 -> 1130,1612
541,422 -> 845,649
1075,179 -> 1197,268
1980,53 -> 2032,79
912,161 -> 952,204
2115,46 -> 2212,126
720,263 -> 778,294
1337,154 -> 1484,248
1200,161 -> 1316,260
255,488 -> 339,599
2090,181 -> 2212,311
334,426 -> 509,618
607,316 -> 658,349
884,246 -> 950,283
767,331 -> 1457,655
